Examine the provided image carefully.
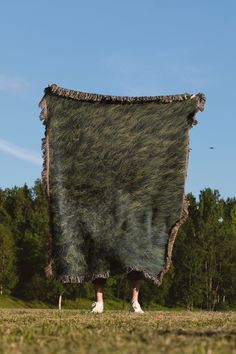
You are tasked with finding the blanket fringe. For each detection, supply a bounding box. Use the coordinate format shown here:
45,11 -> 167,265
154,197 -> 189,286
59,272 -> 111,284
39,97 -> 54,279
42,83 -> 206,107
39,97 -> 49,197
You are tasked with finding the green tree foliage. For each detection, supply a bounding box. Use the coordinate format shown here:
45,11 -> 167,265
198,189 -> 230,310
0,189 -> 18,295
169,189 -> 236,310
4,185 -> 41,291
169,194 -> 205,309
0,224 -> 18,294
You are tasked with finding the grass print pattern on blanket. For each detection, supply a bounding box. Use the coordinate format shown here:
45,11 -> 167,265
39,85 -> 205,285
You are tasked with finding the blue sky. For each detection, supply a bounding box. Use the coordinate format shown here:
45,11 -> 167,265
0,0 -> 235,199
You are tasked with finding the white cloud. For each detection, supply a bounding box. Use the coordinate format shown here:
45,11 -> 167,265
0,75 -> 30,92
0,139 -> 41,166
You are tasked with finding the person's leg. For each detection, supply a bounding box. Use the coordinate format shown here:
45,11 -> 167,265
94,281 -> 104,303
129,279 -> 140,303
91,278 -> 106,313
127,271 -> 144,313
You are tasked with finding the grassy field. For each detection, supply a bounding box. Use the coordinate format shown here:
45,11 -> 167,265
0,309 -> 236,354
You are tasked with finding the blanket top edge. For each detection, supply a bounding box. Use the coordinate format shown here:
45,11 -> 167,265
39,83 -> 206,110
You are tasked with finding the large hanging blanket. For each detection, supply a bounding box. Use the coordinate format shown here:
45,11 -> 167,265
39,84 -> 205,286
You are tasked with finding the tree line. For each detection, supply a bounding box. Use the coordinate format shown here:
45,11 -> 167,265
0,179 -> 236,310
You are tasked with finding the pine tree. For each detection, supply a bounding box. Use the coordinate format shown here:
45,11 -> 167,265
170,193 -> 205,309
0,224 -> 18,294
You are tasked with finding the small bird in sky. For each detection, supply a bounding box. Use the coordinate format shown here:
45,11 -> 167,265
189,147 -> 215,151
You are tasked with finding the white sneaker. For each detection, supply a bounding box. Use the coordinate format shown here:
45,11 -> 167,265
130,300 -> 144,313
91,301 -> 104,313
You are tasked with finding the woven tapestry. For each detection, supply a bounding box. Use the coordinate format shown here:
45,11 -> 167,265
39,84 -> 205,286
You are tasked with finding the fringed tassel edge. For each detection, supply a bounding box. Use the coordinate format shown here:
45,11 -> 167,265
39,97 -> 54,279
39,97 -> 49,197
153,197 -> 190,286
43,83 -> 206,106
